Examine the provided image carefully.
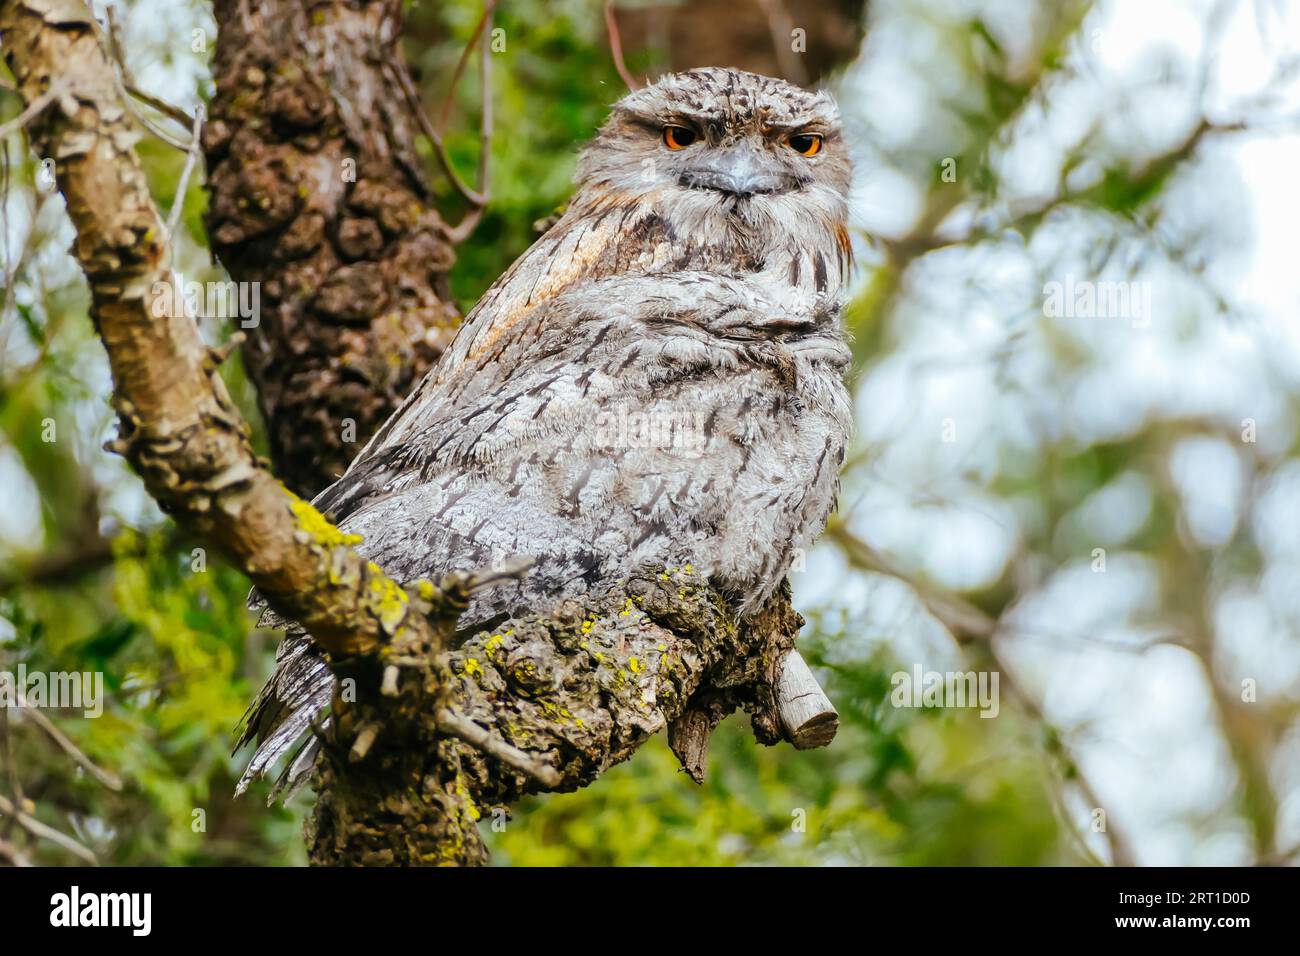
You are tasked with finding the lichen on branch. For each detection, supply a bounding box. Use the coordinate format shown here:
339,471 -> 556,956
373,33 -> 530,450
306,569 -> 804,866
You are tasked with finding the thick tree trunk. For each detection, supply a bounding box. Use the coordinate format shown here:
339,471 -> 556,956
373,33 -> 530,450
205,0 -> 460,498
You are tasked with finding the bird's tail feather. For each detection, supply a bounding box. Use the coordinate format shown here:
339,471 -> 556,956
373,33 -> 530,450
234,628 -> 335,799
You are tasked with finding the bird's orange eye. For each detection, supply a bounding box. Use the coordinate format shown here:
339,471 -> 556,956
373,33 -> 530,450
663,126 -> 698,150
788,133 -> 823,156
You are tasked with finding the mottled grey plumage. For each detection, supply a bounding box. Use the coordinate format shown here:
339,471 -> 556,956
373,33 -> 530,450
237,68 -> 854,798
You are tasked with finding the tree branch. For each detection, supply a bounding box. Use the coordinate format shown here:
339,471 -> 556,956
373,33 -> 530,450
0,791 -> 97,864
307,572 -> 807,864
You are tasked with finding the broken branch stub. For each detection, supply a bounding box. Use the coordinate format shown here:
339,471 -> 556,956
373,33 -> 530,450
776,649 -> 839,750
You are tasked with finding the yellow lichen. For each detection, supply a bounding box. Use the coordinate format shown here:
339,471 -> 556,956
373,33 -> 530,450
365,561 -> 409,632
289,494 -> 363,549
454,777 -> 481,821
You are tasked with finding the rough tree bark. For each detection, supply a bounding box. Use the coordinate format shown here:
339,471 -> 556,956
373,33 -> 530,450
313,574 -> 804,864
1,0 -> 823,865
204,0 -> 460,498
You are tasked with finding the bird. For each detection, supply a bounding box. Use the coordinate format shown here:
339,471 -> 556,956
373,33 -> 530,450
236,67 -> 854,798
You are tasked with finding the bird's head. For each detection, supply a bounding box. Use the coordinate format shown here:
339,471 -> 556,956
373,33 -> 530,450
576,68 -> 852,243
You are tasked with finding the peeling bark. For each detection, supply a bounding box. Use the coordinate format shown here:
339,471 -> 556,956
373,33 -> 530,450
205,0 -> 460,497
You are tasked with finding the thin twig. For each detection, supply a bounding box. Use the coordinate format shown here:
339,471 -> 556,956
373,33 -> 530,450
475,7 -> 494,197
604,1 -> 641,91
0,707 -> 23,810
12,690 -> 124,792
0,81 -> 62,141
464,556 -> 535,591
1042,769 -> 1108,867
387,1 -> 495,242
447,3 -> 495,243
0,188 -> 51,377
102,6 -> 191,151
0,837 -> 33,866
437,1 -> 495,134
437,708 -> 561,788
164,104 -> 205,243
100,9 -> 192,130
126,83 -> 193,129
387,61 -> 486,207
0,792 -> 98,865
826,522 -> 995,643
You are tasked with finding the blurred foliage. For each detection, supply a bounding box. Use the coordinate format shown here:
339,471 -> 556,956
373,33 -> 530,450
1,529 -> 305,865
491,635 -> 1060,865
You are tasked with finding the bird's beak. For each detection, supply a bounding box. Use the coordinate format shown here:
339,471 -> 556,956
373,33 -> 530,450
679,145 -> 787,197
